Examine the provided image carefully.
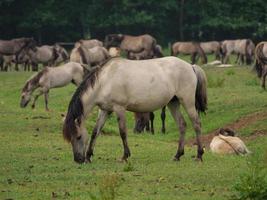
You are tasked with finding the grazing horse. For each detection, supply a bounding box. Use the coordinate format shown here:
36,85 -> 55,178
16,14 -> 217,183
200,41 -> 221,61
20,62 -> 87,111
129,44 -> 164,60
70,44 -> 110,68
105,34 -> 158,59
171,42 -> 207,64
75,39 -> 103,49
63,57 -> 207,163
221,39 -> 255,65
254,42 -> 267,89
18,45 -> 59,71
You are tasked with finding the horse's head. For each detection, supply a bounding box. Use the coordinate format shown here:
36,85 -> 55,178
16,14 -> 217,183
24,38 -> 37,52
20,81 -> 33,108
71,122 -> 89,163
63,87 -> 90,163
104,34 -> 124,49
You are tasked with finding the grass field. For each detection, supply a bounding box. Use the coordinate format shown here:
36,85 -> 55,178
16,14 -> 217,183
0,56 -> 267,200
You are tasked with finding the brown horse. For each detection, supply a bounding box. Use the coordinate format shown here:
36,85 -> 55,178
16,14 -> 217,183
171,42 -> 207,64
105,34 -> 158,59
254,42 -> 267,89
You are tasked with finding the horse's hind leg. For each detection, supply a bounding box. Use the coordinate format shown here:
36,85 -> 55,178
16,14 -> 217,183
183,101 -> 204,161
167,100 -> 187,161
161,106 -> 166,133
261,67 -> 267,89
114,106 -> 131,161
86,110 -> 111,162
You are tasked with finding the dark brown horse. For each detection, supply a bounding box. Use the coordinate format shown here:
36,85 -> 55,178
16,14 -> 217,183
104,34 -> 158,59
254,42 -> 267,89
171,42 -> 207,64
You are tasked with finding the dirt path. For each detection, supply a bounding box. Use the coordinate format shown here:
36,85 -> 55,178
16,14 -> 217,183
188,111 -> 267,148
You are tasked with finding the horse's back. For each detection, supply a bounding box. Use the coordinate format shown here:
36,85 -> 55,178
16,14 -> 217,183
97,57 -> 197,111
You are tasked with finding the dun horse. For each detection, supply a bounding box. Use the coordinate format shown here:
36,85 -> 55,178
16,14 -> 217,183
70,44 -> 109,68
171,42 -> 207,64
200,41 -> 221,61
105,34 -> 158,59
254,42 -> 267,89
18,45 -> 59,71
20,62 -> 87,111
221,39 -> 255,65
75,39 -> 103,49
63,57 -> 207,163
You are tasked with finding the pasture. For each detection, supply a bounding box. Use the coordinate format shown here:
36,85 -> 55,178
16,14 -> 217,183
1,58 -> 267,199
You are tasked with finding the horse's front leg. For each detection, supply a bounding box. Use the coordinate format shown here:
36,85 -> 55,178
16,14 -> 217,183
149,112 -> 155,134
31,90 -> 44,109
161,106 -> 166,133
262,67 -> 267,89
86,110 -> 110,162
44,90 -> 49,111
114,106 -> 130,161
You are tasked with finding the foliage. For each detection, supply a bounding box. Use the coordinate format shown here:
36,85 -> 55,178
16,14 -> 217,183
1,0 -> 267,44
231,152 -> 267,200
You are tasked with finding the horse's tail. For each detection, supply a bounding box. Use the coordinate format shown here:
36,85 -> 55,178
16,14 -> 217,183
195,42 -> 207,64
192,65 -> 208,113
52,47 -> 59,63
254,42 -> 267,78
170,44 -> 174,56
245,39 -> 252,65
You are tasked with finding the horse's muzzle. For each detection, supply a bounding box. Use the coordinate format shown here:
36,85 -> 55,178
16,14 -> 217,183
74,153 -> 85,164
20,100 -> 29,108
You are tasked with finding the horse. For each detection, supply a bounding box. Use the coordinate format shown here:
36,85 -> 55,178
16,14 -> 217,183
0,37 -> 36,56
210,129 -> 250,155
63,56 -> 207,164
18,45 -> 59,71
70,44 -> 110,68
128,44 -> 164,60
20,62 -> 87,111
54,44 -> 69,65
254,42 -> 267,89
200,41 -> 221,61
171,42 -> 207,64
75,39 -> 103,49
108,47 -> 121,57
104,34 -> 158,59
221,39 -> 255,65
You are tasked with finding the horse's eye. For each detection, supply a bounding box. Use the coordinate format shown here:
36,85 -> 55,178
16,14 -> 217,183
77,136 -> 81,140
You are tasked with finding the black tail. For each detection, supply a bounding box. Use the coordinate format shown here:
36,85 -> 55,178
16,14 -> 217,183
195,43 -> 207,64
192,65 -> 208,113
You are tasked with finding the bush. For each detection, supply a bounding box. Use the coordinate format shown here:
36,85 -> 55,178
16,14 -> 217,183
231,152 -> 267,200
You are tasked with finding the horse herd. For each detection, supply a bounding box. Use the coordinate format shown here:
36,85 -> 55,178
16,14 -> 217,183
1,34 -> 265,163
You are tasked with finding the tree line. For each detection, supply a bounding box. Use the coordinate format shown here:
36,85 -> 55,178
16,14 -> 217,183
1,0 -> 267,46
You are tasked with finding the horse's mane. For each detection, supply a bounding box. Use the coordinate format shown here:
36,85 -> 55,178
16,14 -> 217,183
63,57 -> 116,142
22,68 -> 48,92
78,46 -> 89,65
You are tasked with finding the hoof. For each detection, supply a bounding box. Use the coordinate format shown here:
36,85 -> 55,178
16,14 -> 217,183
31,105 -> 35,109
84,158 -> 92,163
173,156 -> 180,161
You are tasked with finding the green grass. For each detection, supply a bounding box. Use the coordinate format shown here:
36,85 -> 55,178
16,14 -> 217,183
0,57 -> 267,199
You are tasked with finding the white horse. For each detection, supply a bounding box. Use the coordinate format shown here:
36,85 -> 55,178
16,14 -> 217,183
63,57 -> 207,164
20,62 -> 86,111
